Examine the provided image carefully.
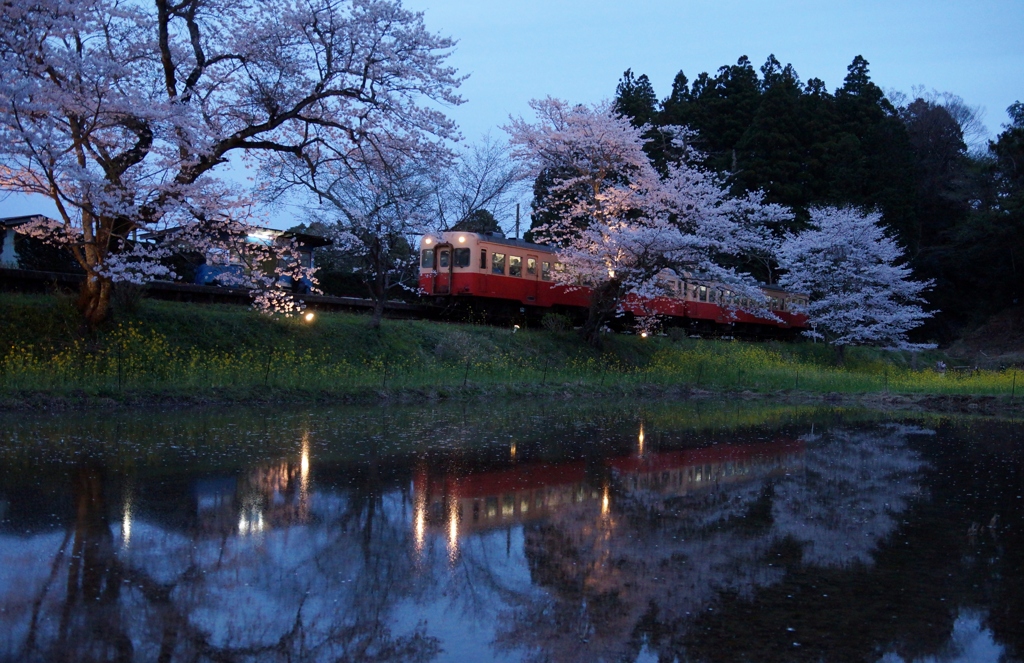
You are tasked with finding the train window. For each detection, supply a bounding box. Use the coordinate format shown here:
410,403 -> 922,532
453,247 -> 471,268
421,249 -> 434,269
541,261 -> 552,281
509,255 -> 522,277
485,497 -> 498,518
480,249 -> 487,269
527,257 -> 537,275
492,252 -> 505,274
438,249 -> 450,269
698,285 -> 707,302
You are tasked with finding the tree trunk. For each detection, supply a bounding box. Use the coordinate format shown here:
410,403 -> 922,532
370,296 -> 386,330
78,274 -> 113,327
834,343 -> 847,365
579,280 -> 623,349
368,268 -> 388,330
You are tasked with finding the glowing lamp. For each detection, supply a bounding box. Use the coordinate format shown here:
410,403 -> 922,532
304,312 -> 315,323
640,331 -> 648,338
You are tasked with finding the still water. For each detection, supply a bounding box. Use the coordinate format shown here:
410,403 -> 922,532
0,401 -> 1021,663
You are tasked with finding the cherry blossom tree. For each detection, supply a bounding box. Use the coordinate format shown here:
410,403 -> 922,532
265,141 -> 437,328
505,98 -> 789,346
263,132 -> 525,328
427,134 -> 527,233
0,0 -> 461,325
776,206 -> 935,358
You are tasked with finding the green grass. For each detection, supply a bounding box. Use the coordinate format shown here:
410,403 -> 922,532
0,292 -> 1018,402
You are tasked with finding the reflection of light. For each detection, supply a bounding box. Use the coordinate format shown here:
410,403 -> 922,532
601,485 -> 610,516
122,503 -> 132,547
299,432 -> 311,521
447,492 -> 460,562
638,424 -> 645,456
414,466 -> 427,557
300,434 -> 310,487
415,502 -> 426,553
510,441 -> 517,461
238,506 -> 265,535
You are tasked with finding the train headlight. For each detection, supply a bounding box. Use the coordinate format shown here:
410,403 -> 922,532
458,236 -> 466,243
424,237 -> 433,245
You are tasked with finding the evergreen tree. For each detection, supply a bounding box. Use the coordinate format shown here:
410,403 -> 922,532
614,69 -> 658,128
451,209 -> 501,233
734,55 -> 806,213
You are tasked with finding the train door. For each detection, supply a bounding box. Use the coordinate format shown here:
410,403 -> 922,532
433,244 -> 453,294
525,254 -> 540,303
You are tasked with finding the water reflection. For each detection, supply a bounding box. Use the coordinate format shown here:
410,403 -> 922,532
0,403 -> 1021,663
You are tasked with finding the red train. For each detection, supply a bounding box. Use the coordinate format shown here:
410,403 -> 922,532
418,231 -> 808,337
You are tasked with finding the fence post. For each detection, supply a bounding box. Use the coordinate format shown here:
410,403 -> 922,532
263,351 -> 273,388
541,359 -> 549,386
463,359 -> 470,388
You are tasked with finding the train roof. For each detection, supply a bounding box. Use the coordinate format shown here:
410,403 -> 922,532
434,231 -> 555,253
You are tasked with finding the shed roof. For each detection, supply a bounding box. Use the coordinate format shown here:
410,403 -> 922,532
0,215 -> 52,229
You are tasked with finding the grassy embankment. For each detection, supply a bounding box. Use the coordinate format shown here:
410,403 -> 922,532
0,292 -> 1019,405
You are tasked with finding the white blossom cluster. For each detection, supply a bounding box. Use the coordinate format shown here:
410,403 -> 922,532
506,98 -> 792,329
0,0 -> 461,319
506,100 -> 935,347
777,207 -> 935,349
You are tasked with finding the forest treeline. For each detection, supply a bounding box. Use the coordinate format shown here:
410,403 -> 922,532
555,55 -> 1021,343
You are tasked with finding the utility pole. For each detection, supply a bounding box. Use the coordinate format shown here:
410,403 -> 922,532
515,203 -> 520,239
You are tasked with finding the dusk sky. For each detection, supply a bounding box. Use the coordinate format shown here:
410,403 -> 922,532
406,0 -> 1024,143
3,0 -> 1022,226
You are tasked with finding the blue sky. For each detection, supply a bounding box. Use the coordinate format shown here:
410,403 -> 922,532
407,0 -> 1024,142
4,0 -> 1022,226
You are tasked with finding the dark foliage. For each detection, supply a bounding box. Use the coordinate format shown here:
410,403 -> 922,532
604,55 -> 1024,342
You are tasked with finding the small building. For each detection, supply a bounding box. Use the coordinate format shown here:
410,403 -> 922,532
0,215 -> 82,273
0,216 -> 33,268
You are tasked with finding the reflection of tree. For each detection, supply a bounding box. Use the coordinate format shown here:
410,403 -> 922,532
22,466 -> 132,662
489,426 -> 929,663
4,461 -> 440,663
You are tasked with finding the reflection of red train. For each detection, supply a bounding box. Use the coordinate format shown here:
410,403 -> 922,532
418,231 -> 808,337
414,461 -> 599,535
608,439 -> 805,497
413,438 -> 805,535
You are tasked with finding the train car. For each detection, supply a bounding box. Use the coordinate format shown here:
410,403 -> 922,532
418,231 -> 808,337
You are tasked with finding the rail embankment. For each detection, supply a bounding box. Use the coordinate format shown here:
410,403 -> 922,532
1,293 -> 1020,414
